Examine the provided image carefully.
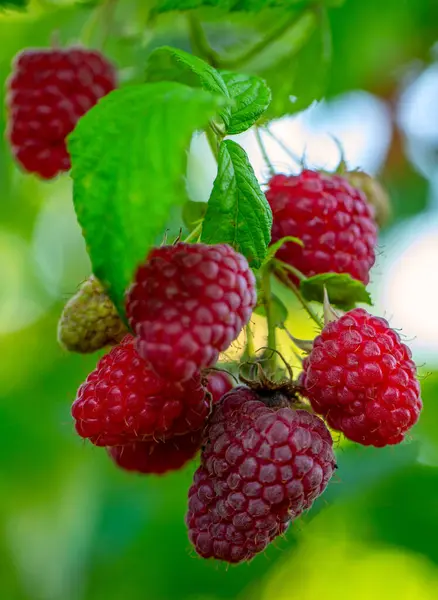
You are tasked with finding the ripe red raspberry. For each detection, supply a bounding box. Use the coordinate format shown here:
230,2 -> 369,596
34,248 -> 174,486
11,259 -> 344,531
108,431 -> 202,475
266,170 -> 378,285
186,386 -> 336,563
205,370 -> 234,404
126,243 -> 256,383
6,47 -> 116,179
300,308 -> 422,447
72,335 -> 211,447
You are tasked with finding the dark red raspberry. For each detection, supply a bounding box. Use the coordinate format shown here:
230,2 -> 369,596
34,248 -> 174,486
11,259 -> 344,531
266,170 -> 378,284
126,243 -> 256,383
72,335 -> 211,447
186,386 -> 335,563
300,308 -> 422,447
6,47 -> 116,179
108,431 -> 202,475
205,370 -> 234,404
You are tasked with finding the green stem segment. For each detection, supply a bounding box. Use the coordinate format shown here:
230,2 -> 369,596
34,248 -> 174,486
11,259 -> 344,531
187,13 -> 220,67
184,222 -> 203,243
262,266 -> 277,372
275,267 -> 323,329
255,127 -> 274,176
206,126 -> 220,161
245,323 -> 255,358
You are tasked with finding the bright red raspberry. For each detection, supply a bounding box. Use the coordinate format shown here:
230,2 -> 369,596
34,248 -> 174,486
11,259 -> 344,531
300,308 -> 422,447
186,386 -> 335,563
126,243 -> 256,383
6,47 -> 116,179
108,431 -> 202,475
205,370 -> 234,404
266,170 -> 378,284
72,335 -> 211,447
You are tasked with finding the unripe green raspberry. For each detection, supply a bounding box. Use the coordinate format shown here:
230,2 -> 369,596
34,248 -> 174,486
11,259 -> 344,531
345,171 -> 391,227
58,276 -> 128,353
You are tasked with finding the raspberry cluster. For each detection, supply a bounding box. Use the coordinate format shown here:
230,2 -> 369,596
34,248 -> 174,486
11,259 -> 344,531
6,46 -> 116,179
71,242 -> 254,477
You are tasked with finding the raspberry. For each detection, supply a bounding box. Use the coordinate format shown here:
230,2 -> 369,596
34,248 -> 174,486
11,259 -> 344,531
126,243 -> 256,382
266,170 -> 378,285
108,431 -> 202,475
186,386 -> 336,563
6,47 -> 116,179
205,370 -> 234,404
58,275 -> 128,353
72,335 -> 211,446
300,308 -> 422,447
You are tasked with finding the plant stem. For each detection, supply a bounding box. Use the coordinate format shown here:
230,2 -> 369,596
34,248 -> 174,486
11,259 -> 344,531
263,127 -> 303,167
218,6 -> 311,69
206,126 -> 219,161
187,13 -> 220,67
245,323 -> 255,358
273,258 -> 306,282
255,127 -> 274,176
275,268 -> 323,329
262,266 -> 277,371
184,222 -> 203,243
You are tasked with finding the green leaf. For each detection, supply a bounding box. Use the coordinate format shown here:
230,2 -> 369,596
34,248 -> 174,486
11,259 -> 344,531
145,46 -> 231,129
263,235 -> 303,266
68,83 -> 228,317
220,71 -> 271,134
242,8 -> 332,119
201,139 -> 272,269
300,273 -> 372,310
0,0 -> 27,8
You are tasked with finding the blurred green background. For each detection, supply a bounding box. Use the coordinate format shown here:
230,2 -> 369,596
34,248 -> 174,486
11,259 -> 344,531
1,1 -> 438,599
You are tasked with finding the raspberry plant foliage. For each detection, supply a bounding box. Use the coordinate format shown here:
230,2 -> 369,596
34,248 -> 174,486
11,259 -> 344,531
5,0 -> 424,565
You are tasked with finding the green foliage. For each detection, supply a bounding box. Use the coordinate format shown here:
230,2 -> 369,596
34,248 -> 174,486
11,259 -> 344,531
300,273 -> 372,309
0,0 -> 27,9
154,0 -> 317,12
68,82 -> 228,317
201,139 -> 272,268
220,71 -> 271,134
145,46 -> 231,129
255,8 -> 332,118
255,292 -> 288,324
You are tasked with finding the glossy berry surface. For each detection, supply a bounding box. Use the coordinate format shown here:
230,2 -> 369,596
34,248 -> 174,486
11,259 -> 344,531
266,170 -> 378,284
108,431 -> 202,475
6,47 -> 116,179
301,308 -> 422,447
205,370 -> 234,404
126,243 -> 256,382
72,335 -> 211,447
186,386 -> 335,563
